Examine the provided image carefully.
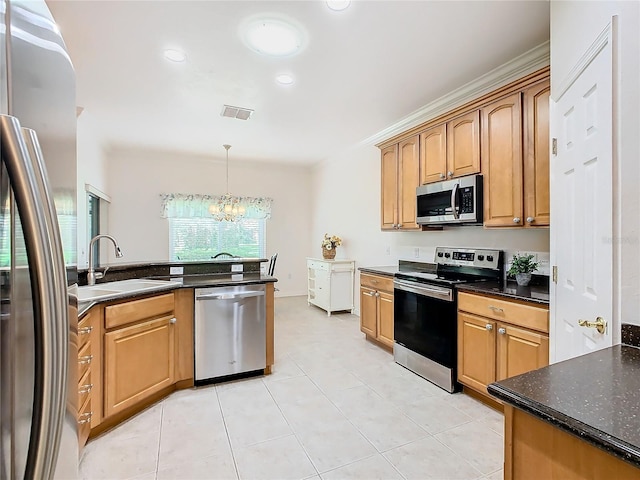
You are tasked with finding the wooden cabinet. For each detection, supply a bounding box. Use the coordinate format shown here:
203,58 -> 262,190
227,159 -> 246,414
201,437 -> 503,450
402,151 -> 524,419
483,80 -> 550,228
380,135 -> 420,230
420,124 -> 447,184
457,292 -> 549,397
481,92 -> 524,227
504,406 -> 640,480
307,258 -> 355,315
103,293 -> 176,418
77,309 -> 101,448
359,273 -> 394,348
523,80 -> 551,227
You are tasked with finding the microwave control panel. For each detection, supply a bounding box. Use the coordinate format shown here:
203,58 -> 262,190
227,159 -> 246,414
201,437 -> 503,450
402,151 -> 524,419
460,187 -> 474,213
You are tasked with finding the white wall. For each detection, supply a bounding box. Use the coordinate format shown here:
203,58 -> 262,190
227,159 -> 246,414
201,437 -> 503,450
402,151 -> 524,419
311,143 -> 550,314
76,111 -> 109,267
105,147 -> 312,297
551,0 -> 640,327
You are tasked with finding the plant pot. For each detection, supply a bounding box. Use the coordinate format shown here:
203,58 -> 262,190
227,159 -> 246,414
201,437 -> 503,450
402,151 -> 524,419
515,272 -> 532,286
322,248 -> 336,260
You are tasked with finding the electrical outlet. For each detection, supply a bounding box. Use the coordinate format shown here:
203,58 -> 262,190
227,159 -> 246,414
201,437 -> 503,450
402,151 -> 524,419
231,264 -> 243,273
414,248 -> 420,258
170,266 -> 183,275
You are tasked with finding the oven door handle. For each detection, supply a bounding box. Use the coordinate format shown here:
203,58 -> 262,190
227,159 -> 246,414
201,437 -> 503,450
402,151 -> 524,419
393,279 -> 453,302
450,182 -> 460,219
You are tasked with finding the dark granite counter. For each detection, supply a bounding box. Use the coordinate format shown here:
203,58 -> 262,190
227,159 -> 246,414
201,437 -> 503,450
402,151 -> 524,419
358,266 -> 399,277
457,280 -> 549,305
488,345 -> 640,468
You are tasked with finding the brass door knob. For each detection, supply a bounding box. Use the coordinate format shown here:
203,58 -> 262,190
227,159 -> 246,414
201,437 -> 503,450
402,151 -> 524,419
578,317 -> 606,334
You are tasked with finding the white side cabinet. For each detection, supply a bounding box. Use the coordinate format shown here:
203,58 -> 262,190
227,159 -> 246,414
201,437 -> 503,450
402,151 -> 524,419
307,258 -> 355,316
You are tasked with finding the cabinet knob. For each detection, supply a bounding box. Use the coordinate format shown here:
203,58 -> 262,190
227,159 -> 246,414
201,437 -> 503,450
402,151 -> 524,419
498,327 -> 506,335
485,324 -> 493,331
526,216 -> 534,223
78,383 -> 93,394
513,217 -> 521,223
440,173 -> 445,179
78,326 -> 93,335
78,355 -> 93,365
447,171 -> 453,177
169,317 -> 177,324
488,305 -> 504,313
375,292 -> 380,297
78,412 -> 93,425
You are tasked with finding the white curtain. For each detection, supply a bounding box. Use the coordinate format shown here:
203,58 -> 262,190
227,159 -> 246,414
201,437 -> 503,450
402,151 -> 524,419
160,193 -> 273,219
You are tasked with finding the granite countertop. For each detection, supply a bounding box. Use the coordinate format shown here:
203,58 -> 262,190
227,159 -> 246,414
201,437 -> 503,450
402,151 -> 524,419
78,273 -> 277,318
358,265 -> 399,277
488,345 -> 640,467
457,280 -> 550,305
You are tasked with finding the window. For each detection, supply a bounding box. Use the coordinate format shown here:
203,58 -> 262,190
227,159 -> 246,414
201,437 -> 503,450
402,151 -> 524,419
169,218 -> 266,261
88,193 -> 100,268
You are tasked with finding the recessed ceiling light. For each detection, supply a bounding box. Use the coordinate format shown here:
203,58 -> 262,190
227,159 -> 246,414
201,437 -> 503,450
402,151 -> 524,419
326,0 -> 351,11
276,74 -> 294,85
242,17 -> 306,57
163,48 -> 187,63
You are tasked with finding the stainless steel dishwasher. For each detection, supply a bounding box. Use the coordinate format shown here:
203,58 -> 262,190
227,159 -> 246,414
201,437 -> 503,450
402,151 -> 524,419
194,284 -> 266,383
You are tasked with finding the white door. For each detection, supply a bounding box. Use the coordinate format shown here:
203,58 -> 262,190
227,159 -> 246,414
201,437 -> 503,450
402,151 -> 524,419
550,26 -> 614,363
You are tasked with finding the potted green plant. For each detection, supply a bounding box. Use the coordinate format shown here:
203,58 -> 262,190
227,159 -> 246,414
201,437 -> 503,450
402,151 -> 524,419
507,253 -> 539,286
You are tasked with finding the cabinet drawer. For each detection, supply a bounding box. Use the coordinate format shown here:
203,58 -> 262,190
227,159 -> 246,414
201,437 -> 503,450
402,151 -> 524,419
458,292 -> 548,333
307,260 -> 329,271
78,310 -> 95,349
77,368 -> 93,410
360,273 -> 394,292
105,293 -> 175,329
77,339 -> 94,381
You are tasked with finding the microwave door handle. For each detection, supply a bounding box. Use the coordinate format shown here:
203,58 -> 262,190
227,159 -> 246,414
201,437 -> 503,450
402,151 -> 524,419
450,182 -> 460,219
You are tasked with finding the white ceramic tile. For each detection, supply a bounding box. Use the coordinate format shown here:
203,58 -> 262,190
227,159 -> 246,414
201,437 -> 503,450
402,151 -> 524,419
279,396 -> 347,433
446,393 -> 496,418
479,408 -> 505,437
384,436 -> 482,480
106,402 -> 163,441
346,408 -> 429,452
234,434 -> 317,480
217,380 -> 277,417
80,432 -> 159,480
485,469 -> 503,480
126,473 -> 157,480
262,358 -> 306,383
400,395 -> 474,434
435,420 -> 504,475
265,375 -> 324,405
156,451 -> 238,480
320,454 -> 403,480
224,404 -> 293,448
295,420 -> 377,473
328,385 -> 395,418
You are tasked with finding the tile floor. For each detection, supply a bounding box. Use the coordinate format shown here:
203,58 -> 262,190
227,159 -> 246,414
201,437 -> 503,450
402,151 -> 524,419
80,296 -> 504,480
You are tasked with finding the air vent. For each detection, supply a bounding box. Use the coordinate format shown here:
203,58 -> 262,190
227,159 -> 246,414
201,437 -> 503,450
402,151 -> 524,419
221,104 -> 254,120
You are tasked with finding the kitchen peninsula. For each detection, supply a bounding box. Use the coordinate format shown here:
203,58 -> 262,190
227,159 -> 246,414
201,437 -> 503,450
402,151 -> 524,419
76,258 -> 277,446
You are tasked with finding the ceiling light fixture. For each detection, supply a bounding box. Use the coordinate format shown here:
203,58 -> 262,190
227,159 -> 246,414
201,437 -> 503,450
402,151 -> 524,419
276,74 -> 294,85
242,17 -> 306,57
208,145 -> 245,222
163,48 -> 187,63
326,1 -> 351,11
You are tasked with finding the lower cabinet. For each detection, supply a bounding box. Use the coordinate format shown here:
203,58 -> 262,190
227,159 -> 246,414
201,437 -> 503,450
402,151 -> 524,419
359,273 -> 394,349
77,308 -> 100,448
457,292 -> 549,398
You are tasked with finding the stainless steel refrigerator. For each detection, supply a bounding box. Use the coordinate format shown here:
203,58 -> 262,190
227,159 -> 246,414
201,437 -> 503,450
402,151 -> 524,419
0,0 -> 78,478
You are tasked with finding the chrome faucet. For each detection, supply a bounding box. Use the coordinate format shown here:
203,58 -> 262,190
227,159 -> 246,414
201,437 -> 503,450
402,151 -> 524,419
87,234 -> 123,285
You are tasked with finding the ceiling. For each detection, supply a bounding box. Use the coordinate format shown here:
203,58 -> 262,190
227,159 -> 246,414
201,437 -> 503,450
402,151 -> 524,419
46,1 -> 550,166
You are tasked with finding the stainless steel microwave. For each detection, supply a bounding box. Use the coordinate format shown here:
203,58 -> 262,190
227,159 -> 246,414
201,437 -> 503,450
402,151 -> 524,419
416,174 -> 483,226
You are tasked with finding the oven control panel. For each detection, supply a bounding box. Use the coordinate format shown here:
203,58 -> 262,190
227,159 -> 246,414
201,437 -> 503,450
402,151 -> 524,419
435,247 -> 502,269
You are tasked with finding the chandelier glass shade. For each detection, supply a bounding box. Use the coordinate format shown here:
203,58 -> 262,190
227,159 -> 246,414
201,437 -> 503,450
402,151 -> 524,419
209,144 -> 246,222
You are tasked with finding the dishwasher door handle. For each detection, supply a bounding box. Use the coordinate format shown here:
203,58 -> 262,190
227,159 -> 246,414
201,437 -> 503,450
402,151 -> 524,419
196,291 -> 266,301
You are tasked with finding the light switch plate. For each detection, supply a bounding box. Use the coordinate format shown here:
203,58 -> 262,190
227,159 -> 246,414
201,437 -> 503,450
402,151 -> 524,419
231,264 -> 243,273
170,266 -> 183,275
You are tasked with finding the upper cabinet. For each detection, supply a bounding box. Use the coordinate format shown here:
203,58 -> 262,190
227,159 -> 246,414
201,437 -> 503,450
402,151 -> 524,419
482,93 -> 524,227
420,111 -> 480,185
381,135 -> 420,231
378,67 -> 549,231
523,80 -> 551,227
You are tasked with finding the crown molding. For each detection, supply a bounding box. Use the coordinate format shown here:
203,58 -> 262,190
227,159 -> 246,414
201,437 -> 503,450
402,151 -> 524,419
358,41 -> 550,149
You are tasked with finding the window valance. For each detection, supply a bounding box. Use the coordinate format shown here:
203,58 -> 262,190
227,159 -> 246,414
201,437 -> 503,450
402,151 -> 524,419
160,193 -> 273,220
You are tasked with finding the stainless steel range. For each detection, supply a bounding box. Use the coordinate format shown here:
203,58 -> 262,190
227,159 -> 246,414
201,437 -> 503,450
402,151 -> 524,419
393,247 -> 503,393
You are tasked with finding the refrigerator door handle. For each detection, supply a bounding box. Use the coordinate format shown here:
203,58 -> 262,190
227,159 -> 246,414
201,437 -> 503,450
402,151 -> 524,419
0,114 -> 69,479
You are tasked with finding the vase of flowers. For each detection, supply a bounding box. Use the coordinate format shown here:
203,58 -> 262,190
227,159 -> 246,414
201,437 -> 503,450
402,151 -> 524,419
507,253 -> 539,286
321,234 -> 342,260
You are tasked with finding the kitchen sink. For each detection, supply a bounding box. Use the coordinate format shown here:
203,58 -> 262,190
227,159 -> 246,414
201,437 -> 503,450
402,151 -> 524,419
75,278 -> 182,303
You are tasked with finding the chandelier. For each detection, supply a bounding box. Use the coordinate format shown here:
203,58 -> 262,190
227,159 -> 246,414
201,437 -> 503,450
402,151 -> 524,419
208,144 -> 246,222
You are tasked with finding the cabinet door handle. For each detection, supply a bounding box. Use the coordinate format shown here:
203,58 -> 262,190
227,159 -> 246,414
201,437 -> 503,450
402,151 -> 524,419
526,216 -> 534,223
498,328 -> 506,335
485,324 -> 493,331
447,171 -> 453,177
513,217 -> 521,223
79,326 -> 93,335
78,412 -> 93,425
78,384 -> 93,394
488,305 -> 504,313
78,355 -> 93,365
439,173 -> 445,179
169,317 -> 177,324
